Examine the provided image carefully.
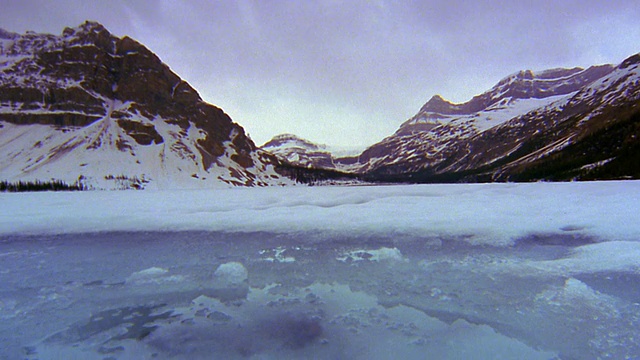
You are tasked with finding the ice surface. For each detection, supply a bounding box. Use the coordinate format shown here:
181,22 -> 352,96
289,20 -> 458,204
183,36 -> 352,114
1,182 -> 639,359
1,181 -> 639,244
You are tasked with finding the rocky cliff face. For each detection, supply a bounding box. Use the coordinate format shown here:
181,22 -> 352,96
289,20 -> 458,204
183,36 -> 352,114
0,22 -> 291,189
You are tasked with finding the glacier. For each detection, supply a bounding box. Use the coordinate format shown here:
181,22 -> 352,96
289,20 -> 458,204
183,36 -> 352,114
1,181 -> 639,359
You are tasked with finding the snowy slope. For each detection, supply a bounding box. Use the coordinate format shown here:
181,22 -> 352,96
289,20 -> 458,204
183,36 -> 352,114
0,22 -> 294,189
404,93 -> 573,134
0,117 -> 289,190
354,93 -> 578,174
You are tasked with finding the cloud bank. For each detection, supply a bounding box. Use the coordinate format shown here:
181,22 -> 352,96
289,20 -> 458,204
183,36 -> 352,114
2,0 -> 639,147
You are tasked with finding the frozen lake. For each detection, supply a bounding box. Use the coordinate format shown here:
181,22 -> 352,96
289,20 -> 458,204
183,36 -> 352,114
1,182 -> 639,359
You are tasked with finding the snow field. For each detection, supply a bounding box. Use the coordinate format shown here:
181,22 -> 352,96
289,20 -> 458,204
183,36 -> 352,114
2,181 -> 639,247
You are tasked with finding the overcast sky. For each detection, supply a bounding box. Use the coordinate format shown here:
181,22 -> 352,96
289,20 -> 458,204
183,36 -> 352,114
2,1 -> 639,148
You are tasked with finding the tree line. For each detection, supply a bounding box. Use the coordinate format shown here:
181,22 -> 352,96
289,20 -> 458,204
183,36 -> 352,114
0,179 -> 85,192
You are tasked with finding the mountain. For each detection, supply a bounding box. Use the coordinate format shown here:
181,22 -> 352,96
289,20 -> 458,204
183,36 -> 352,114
0,22 -> 292,189
354,64 -> 616,176
282,56 -> 638,183
360,56 -> 639,182
261,134 -> 335,168
260,133 -> 363,170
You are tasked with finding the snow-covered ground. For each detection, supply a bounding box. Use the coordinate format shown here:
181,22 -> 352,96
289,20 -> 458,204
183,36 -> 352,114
1,181 -> 639,359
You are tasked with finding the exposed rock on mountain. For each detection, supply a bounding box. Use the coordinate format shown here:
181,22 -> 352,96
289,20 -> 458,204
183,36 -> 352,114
413,66 -> 615,117
0,21 -> 292,189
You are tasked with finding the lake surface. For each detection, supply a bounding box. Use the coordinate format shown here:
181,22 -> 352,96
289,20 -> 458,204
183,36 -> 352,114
1,230 -> 638,359
1,182 -> 639,359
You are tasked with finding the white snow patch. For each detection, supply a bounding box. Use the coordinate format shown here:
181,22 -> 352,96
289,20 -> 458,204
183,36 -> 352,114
411,94 -> 573,135
539,241 -> 640,275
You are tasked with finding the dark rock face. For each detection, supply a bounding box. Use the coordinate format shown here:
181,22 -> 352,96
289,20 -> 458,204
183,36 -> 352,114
0,21 -> 288,188
116,119 -> 164,145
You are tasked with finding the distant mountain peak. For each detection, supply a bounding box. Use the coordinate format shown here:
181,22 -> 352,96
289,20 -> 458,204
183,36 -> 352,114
262,133 -> 325,151
62,20 -> 108,35
79,20 -> 107,31
260,134 -> 344,169
620,53 -> 640,69
511,69 -> 535,80
420,95 -> 460,114
531,67 -> 583,79
353,54 -> 639,182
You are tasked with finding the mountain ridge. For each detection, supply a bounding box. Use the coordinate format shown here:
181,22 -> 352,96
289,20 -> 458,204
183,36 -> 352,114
273,54 -> 639,183
363,54 -> 639,182
0,21 -> 293,189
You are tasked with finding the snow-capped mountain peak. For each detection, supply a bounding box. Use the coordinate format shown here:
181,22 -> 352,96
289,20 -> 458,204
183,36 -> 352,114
416,65 -> 614,119
262,133 -> 326,152
389,66 -> 615,145
260,134 -> 337,168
